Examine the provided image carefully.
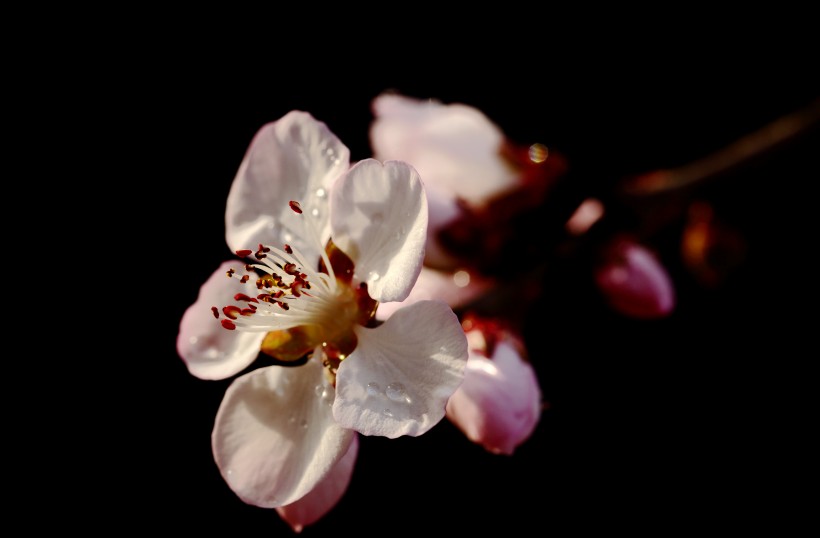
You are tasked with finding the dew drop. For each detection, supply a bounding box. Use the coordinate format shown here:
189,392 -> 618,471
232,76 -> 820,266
315,385 -> 325,397
227,469 -> 233,476
315,187 -> 327,198
366,382 -> 382,396
311,208 -> 320,218
283,233 -> 293,242
189,336 -> 199,345
325,148 -> 334,156
368,271 -> 380,281
383,409 -> 393,417
386,383 -> 406,402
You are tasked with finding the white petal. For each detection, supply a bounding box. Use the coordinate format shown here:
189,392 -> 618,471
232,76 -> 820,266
333,301 -> 467,438
376,266 -> 490,321
370,93 -> 516,206
276,436 -> 358,533
446,342 -> 541,455
212,360 -> 354,508
177,261 -> 265,380
225,111 -> 350,261
330,159 -> 427,303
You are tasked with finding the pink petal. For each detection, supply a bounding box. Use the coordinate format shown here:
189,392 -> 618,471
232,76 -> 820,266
376,266 -> 490,321
177,261 -> 265,380
595,240 -> 676,319
446,340 -> 541,455
370,93 -> 516,206
330,159 -> 427,303
212,361 -> 354,508
225,111 -> 350,261
333,301 -> 468,438
277,436 -> 359,533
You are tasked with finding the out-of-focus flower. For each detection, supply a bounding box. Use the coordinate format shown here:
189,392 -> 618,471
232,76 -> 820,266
594,238 -> 676,319
682,201 -> 746,287
566,197 -> 605,236
370,93 -> 567,274
178,111 -> 468,525
446,317 -> 541,455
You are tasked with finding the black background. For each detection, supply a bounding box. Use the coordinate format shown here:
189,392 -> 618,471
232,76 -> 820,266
95,49 -> 817,533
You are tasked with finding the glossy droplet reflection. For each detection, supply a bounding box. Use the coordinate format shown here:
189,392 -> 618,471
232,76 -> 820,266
368,271 -> 380,281
528,143 -> 549,163
386,383 -> 406,402
383,409 -> 393,417
366,382 -> 382,396
315,187 -> 327,198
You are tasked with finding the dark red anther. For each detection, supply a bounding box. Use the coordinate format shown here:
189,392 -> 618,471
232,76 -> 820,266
299,273 -> 308,280
240,308 -> 255,316
277,301 -> 290,310
226,268 -> 235,277
248,304 -> 257,311
221,319 -> 236,330
284,244 -> 293,254
234,293 -> 258,303
272,290 -> 284,299
240,275 -> 249,283
258,294 -> 274,303
258,244 -> 271,253
245,264 -> 255,272
211,306 -> 219,319
222,305 -> 242,319
235,249 -> 253,258
284,263 -> 299,275
291,281 -> 303,298
289,201 -> 302,214
264,279 -> 273,288
255,250 -> 267,260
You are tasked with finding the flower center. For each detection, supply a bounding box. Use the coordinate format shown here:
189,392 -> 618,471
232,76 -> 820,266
212,201 -> 378,378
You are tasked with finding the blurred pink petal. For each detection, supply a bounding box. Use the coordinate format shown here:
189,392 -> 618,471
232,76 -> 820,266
177,261 -> 265,380
376,266 -> 490,321
446,328 -> 541,455
595,240 -> 676,319
566,197 -> 604,235
370,93 -> 516,206
277,435 -> 359,533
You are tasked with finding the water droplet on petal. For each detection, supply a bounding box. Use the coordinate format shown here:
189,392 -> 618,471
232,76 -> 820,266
283,233 -> 293,242
386,383 -> 406,402
368,271 -> 380,282
326,148 -> 334,156
227,469 -> 233,476
189,336 -> 199,345
383,409 -> 393,417
315,385 -> 325,397
315,187 -> 327,198
366,382 -> 382,396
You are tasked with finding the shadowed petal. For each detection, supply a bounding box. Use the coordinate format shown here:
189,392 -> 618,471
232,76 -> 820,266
212,360 -> 354,508
177,261 -> 265,380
